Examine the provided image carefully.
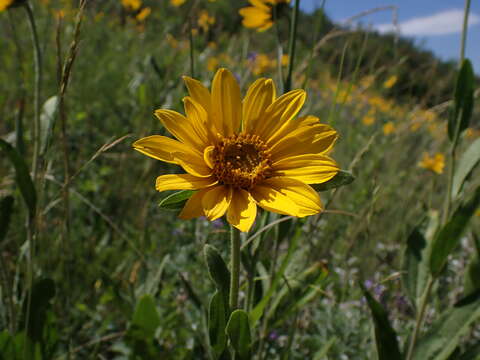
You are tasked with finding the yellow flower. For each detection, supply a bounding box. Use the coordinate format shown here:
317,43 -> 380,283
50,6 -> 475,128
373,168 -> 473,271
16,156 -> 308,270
383,75 -> 397,89
239,0 -> 290,32
170,0 -> 186,6
0,0 -> 22,11
281,54 -> 289,66
362,114 -> 375,126
418,152 -> 445,174
198,10 -> 215,32
136,7 -> 151,22
250,53 -> 274,75
122,0 -> 141,11
383,121 -> 395,135
133,69 -> 339,232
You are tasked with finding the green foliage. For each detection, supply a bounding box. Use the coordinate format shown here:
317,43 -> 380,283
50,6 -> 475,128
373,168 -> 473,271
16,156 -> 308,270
361,285 -> 402,360
0,139 -> 36,218
430,187 -> 480,276
452,138 -> 480,198
226,310 -> 252,360
448,59 -> 475,142
411,291 -> 480,360
158,190 -> 195,210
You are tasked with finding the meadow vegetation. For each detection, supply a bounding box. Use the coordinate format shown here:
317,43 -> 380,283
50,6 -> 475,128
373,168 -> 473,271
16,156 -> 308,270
1,0 -> 479,359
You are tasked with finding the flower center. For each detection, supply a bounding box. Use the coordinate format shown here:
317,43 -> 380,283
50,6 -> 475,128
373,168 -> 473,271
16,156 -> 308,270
212,133 -> 272,190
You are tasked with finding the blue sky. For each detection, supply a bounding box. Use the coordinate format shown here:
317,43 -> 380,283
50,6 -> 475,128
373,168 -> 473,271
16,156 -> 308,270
300,0 -> 480,73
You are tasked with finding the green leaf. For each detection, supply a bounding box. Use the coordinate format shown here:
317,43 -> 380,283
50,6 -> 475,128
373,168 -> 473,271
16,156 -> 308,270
313,337 -> 337,360
361,284 -> 402,360
448,59 -> 475,141
403,227 -> 427,305
21,278 -> 56,343
129,295 -> 160,339
0,139 -> 36,218
411,290 -> 480,360
40,96 -> 59,155
158,190 -> 194,210
456,342 -> 480,360
208,291 -> 228,359
430,187 -> 480,276
204,245 -> 230,296
0,196 -> 14,244
226,310 -> 251,360
312,170 -> 355,192
452,138 -> 480,198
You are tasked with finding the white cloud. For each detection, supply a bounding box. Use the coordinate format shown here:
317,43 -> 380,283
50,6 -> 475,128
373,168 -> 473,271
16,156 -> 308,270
376,9 -> 480,36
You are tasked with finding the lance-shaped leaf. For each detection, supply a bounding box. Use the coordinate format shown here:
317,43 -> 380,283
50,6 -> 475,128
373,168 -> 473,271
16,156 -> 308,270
0,196 -> 14,244
452,138 -> 480,199
158,190 -> 195,210
226,310 -> 251,360
208,291 -> 228,359
463,234 -> 480,296
411,290 -> 480,360
312,170 -> 355,192
448,59 -> 475,141
129,295 -> 160,339
430,186 -> 480,276
204,245 -> 230,296
361,284 -> 402,360
0,139 -> 36,218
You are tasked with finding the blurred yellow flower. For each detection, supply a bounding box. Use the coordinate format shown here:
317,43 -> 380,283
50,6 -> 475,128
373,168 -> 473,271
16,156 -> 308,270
250,53 -> 274,75
170,0 -> 186,6
122,0 -> 141,11
239,0 -> 290,32
208,41 -> 217,49
362,114 -> 375,126
383,75 -> 398,89
281,54 -> 289,66
136,7 -> 151,22
133,68 -> 339,232
360,75 -> 375,89
0,0 -> 18,11
418,153 -> 445,174
198,10 -> 215,32
383,122 -> 395,135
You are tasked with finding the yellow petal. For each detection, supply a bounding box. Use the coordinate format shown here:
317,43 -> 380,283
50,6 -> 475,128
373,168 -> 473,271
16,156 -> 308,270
173,150 -> 213,178
132,135 -> 194,163
243,78 -> 276,133
203,145 -> 215,169
257,21 -> 274,32
179,190 -> 206,219
254,89 -> 306,139
212,68 -> 242,136
183,96 -> 215,142
267,115 -> 320,146
155,174 -> 217,192
202,185 -> 232,220
182,76 -> 212,115
227,189 -> 257,232
270,122 -> 338,161
250,183 -> 299,216
154,109 -> 207,152
272,154 -> 339,184
260,177 -> 322,216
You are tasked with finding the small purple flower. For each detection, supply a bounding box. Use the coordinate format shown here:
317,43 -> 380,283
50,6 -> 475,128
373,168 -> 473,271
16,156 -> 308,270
268,330 -> 279,341
364,279 -> 374,289
211,218 -> 224,229
247,52 -> 258,62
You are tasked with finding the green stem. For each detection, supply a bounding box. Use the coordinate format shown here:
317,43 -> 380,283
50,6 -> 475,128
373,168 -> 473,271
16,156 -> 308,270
459,0 -> 471,65
189,18 -> 195,78
405,276 -> 434,360
24,1 -> 42,183
284,0 -> 300,92
229,227 -> 241,310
